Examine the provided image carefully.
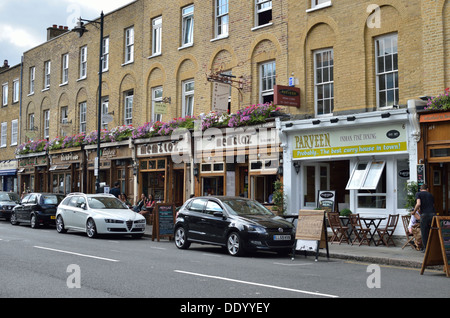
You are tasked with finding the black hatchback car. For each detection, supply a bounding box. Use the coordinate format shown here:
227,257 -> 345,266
0,192 -> 20,221
174,196 -> 295,256
10,193 -> 65,228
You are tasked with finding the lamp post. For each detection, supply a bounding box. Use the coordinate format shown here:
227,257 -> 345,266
73,12 -> 104,193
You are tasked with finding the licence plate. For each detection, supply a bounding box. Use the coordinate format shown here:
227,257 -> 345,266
134,224 -> 145,229
50,216 -> 56,220
273,235 -> 291,241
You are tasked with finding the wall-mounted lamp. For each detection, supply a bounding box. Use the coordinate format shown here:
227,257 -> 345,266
193,164 -> 199,178
293,161 -> 301,174
347,116 -> 356,121
312,120 -> 321,125
330,118 -> 339,124
381,112 -> 391,119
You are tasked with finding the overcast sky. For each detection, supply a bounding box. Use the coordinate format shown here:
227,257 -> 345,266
0,0 -> 134,66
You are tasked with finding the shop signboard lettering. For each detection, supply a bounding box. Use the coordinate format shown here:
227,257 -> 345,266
292,124 -> 407,160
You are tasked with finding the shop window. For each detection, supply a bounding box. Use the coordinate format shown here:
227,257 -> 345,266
201,163 -> 224,173
347,161 -> 387,209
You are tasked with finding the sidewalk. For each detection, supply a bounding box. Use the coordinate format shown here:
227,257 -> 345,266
144,225 -> 426,268
317,242 -> 425,268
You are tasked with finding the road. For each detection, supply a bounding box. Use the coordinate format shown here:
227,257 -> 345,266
1,220 -> 449,304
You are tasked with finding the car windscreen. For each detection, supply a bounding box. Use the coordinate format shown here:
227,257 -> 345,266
87,197 -> 128,209
222,199 -> 274,217
0,192 -> 20,202
42,195 -> 64,205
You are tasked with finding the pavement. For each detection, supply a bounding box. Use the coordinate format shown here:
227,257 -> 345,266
144,225 -> 429,269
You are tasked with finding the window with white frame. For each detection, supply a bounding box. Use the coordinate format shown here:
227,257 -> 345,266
152,87 -> 163,122
125,27 -> 134,64
314,49 -> 334,116
255,0 -> 272,27
79,102 -> 87,133
124,91 -> 133,125
2,83 -> 8,106
215,0 -> 229,38
1,122 -> 6,147
102,37 -> 109,72
375,34 -> 398,108
29,66 -> 35,94
79,46 -> 87,79
346,161 -> 387,209
62,54 -> 69,84
29,113 -> 35,132
44,61 -> 51,88
152,17 -> 162,56
11,119 -> 18,145
260,61 -> 276,104
60,106 -> 68,136
181,5 -> 194,47
101,96 -> 109,129
13,79 -> 19,103
310,0 -> 332,10
44,110 -> 50,139
182,80 -> 194,117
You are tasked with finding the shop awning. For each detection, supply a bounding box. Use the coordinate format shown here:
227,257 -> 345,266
49,164 -> 71,171
0,169 -> 17,176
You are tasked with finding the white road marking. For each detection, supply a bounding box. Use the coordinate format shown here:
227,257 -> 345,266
174,270 -> 339,298
34,246 -> 119,262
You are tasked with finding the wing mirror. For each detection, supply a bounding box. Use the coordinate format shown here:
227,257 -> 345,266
213,211 -> 225,218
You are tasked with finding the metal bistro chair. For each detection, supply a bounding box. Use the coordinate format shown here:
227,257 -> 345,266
349,214 -> 371,246
375,214 -> 399,246
401,215 -> 415,250
327,211 -> 350,244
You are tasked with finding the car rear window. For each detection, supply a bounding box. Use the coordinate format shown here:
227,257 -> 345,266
42,195 -> 64,205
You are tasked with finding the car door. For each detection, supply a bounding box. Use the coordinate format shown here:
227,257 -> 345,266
71,196 -> 89,230
14,195 -> 29,221
185,198 -> 207,241
202,199 -> 229,244
22,194 -> 37,222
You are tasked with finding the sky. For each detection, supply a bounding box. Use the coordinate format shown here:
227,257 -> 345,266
0,0 -> 134,66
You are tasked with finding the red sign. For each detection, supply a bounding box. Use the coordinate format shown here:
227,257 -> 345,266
274,85 -> 300,108
420,111 -> 450,123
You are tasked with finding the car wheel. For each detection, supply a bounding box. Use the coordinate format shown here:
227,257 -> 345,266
227,232 -> 245,256
86,218 -> 98,238
10,212 -> 19,225
56,215 -> 67,233
174,226 -> 191,249
30,214 -> 39,229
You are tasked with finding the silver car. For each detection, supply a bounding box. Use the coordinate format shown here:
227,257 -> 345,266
56,193 -> 146,238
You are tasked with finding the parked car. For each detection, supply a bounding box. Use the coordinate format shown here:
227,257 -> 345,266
174,196 -> 295,256
55,193 -> 146,238
0,192 -> 20,221
10,193 -> 65,228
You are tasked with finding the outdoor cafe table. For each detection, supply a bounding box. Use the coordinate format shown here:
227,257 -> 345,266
340,216 -> 386,245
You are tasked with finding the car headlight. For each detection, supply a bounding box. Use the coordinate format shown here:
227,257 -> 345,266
246,225 -> 267,234
104,219 -> 124,224
134,219 -> 146,224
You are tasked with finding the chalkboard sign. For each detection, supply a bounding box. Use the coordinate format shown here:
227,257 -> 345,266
317,190 -> 336,213
293,210 -> 329,261
420,216 -> 450,278
152,203 -> 176,242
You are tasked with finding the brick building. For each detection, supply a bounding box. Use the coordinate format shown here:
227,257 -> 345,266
0,60 -> 21,192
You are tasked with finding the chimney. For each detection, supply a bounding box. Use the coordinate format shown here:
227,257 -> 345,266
47,24 -> 70,41
0,60 -> 9,72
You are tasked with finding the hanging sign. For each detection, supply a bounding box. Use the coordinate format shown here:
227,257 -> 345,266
274,85 -> 300,108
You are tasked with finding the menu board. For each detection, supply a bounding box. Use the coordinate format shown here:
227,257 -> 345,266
420,216 -> 450,278
293,210 -> 329,261
152,203 -> 176,242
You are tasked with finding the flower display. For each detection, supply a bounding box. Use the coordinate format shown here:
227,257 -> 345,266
425,88 -> 450,111
15,103 -> 284,155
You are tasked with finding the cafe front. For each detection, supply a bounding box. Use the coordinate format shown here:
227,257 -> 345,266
194,121 -> 281,205
417,109 -> 450,215
278,107 -> 420,234
135,134 -> 191,207
17,152 -> 49,194
85,140 -> 134,199
49,148 -> 84,195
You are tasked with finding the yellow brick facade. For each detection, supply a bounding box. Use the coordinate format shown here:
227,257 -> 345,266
19,0 -> 289,143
